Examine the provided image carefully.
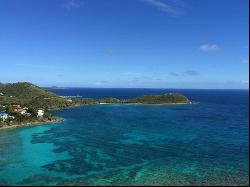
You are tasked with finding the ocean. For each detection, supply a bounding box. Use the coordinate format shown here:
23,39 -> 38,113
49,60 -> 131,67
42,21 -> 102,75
0,88 -> 249,185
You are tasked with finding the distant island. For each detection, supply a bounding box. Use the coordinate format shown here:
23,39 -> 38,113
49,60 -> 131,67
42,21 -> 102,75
0,82 -> 192,129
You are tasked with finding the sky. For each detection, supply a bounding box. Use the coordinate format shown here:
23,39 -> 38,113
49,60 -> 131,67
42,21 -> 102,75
0,0 -> 249,89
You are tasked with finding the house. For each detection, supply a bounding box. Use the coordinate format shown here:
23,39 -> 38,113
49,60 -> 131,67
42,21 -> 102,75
20,107 -> 29,115
13,106 -> 28,115
37,109 -> 44,118
25,113 -> 31,117
0,112 -> 8,121
14,108 -> 27,114
12,105 -> 21,108
13,105 -> 22,112
20,110 -> 26,115
0,92 -> 4,96
9,116 -> 15,119
14,108 -> 21,112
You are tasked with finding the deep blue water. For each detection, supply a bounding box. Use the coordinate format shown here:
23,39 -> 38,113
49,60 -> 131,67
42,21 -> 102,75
0,89 -> 249,186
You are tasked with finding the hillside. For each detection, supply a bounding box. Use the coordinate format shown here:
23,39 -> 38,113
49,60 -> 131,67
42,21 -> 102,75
127,93 -> 190,104
0,82 -> 191,108
77,93 -> 191,105
0,82 -> 73,109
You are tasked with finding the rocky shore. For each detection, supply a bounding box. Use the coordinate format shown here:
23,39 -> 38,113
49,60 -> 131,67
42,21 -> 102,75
0,117 -> 64,131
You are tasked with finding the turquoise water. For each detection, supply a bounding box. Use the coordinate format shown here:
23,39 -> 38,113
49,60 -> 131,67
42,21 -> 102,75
0,89 -> 249,185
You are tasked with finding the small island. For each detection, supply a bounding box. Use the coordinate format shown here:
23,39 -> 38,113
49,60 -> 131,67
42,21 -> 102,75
0,82 -> 192,129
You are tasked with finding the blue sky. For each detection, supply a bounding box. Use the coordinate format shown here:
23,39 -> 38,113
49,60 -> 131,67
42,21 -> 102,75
0,0 -> 249,89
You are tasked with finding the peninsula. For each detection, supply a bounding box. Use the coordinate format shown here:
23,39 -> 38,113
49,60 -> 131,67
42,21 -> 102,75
0,82 -> 192,129
77,93 -> 191,105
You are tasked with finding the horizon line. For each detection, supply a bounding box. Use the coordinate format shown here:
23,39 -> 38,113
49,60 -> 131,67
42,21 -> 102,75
43,86 -> 249,90
1,82 -> 248,90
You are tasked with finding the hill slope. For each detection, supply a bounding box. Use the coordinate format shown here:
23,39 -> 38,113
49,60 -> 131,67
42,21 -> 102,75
127,93 -> 190,104
0,82 -> 72,109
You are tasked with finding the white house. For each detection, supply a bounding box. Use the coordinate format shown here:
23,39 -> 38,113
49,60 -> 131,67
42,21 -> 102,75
0,112 -> 8,121
37,109 -> 44,118
20,110 -> 27,115
9,116 -> 15,119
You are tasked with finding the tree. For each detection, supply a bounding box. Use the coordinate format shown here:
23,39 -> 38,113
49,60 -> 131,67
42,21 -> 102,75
27,108 -> 37,117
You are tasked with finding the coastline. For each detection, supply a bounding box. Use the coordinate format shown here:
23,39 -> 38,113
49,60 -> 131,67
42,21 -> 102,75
86,102 -> 195,106
0,101 -> 196,131
0,117 -> 64,131
49,102 -> 194,109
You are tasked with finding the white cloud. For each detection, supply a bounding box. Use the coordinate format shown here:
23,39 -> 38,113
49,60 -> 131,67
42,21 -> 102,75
63,0 -> 84,10
95,82 -> 102,86
141,0 -> 183,15
95,81 -> 108,86
241,80 -> 249,85
200,44 -> 220,52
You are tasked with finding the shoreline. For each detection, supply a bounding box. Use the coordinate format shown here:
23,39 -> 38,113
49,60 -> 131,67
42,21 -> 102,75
49,102 -> 194,109
49,102 -> 195,111
79,102 -> 195,106
0,101 -> 196,131
0,117 -> 64,131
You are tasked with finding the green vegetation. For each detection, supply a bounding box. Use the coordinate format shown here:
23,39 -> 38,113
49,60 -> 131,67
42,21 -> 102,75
98,97 -> 121,103
77,98 -> 99,105
0,82 -> 191,109
0,82 -> 73,109
0,82 -> 191,129
127,93 -> 190,104
0,82 -> 190,107
0,82 -> 73,128
77,93 -> 190,105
